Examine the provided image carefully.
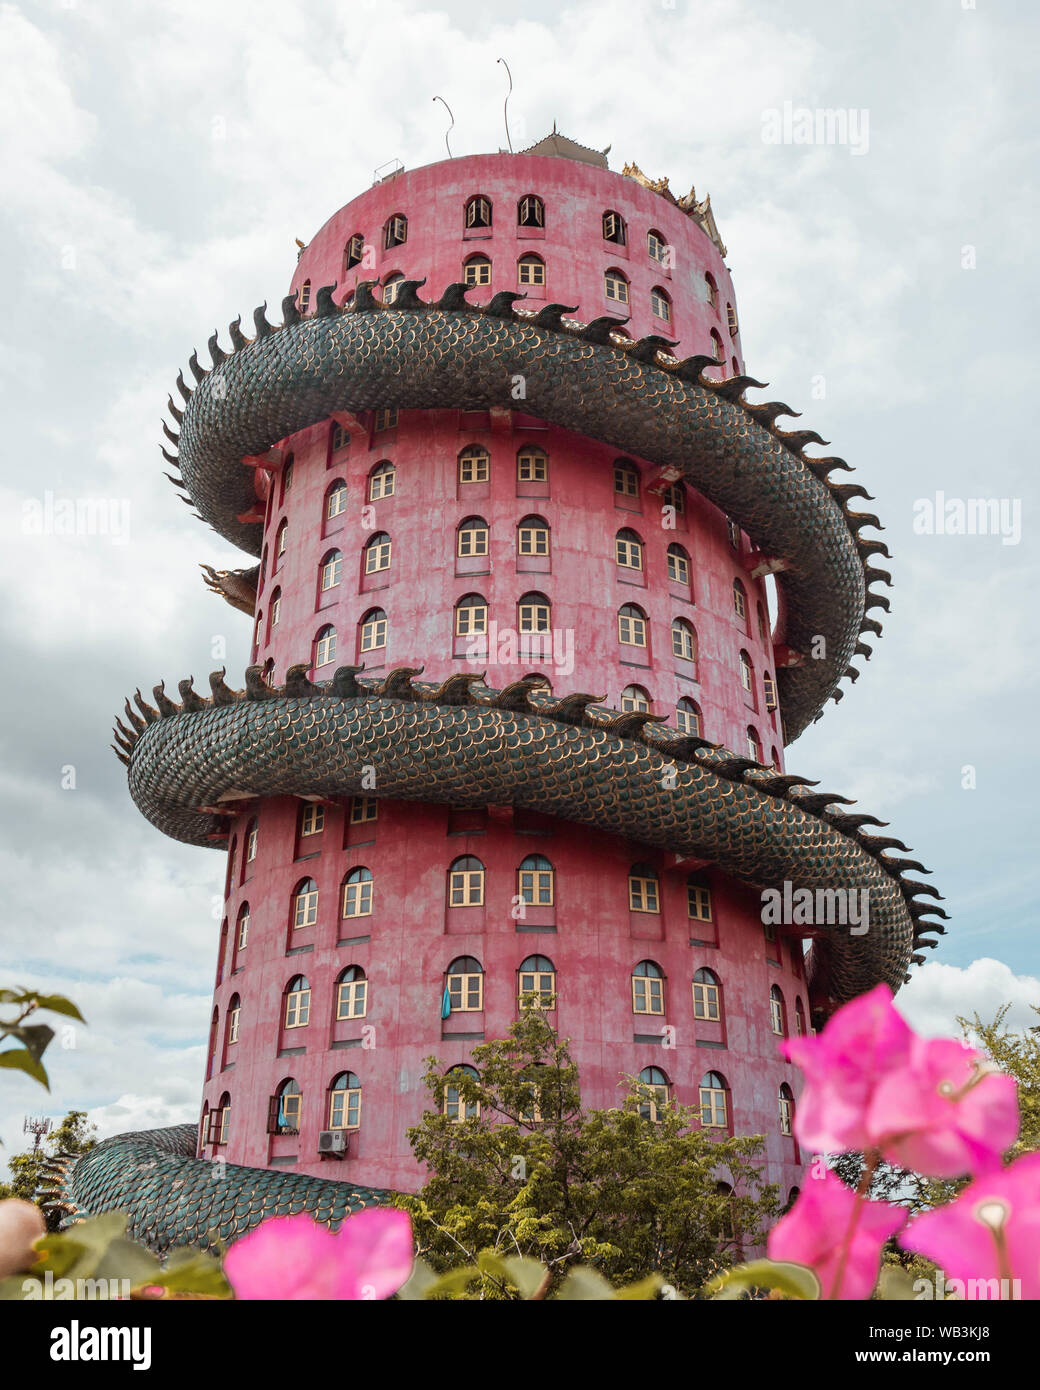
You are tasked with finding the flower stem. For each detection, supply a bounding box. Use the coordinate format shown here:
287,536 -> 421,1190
826,1150 -> 880,1300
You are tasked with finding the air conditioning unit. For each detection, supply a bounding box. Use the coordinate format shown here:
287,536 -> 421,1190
318,1129 -> 349,1158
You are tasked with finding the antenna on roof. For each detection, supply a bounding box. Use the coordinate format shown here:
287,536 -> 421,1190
497,58 -> 514,153
432,95 -> 455,158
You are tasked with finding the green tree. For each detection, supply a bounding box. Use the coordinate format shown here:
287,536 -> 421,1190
0,1110 -> 97,1229
400,1010 -> 779,1298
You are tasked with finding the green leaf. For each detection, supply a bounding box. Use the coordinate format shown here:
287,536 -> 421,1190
33,1212 -> 135,1280
396,1257 -> 441,1300
31,995 -> 85,1023
418,1266 -> 485,1299
704,1258 -> 820,1301
877,1266 -> 919,1301
0,1048 -> 49,1089
14,1024 -> 55,1063
143,1248 -> 231,1298
557,1266 -> 618,1300
614,1274 -> 664,1300
502,1256 -> 551,1299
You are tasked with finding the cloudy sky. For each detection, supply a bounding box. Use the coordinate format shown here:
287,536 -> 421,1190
1,0 -> 1037,1163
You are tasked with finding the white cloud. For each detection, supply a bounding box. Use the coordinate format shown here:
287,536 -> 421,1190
899,959 -> 1040,1040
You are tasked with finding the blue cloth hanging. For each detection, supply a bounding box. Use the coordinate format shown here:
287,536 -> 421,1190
441,985 -> 452,1020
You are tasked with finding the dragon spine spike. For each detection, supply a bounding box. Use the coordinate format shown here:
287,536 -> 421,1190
776,429 -> 830,451
152,682 -> 180,717
530,302 -> 579,328
580,314 -> 630,344
175,370 -> 192,402
187,350 -> 206,383
433,281 -> 474,311
864,567 -> 894,587
161,420 -> 179,446
629,334 -> 679,364
352,281 -> 380,312
207,332 -> 225,367
228,316 -> 249,351
253,303 -> 273,338
392,278 -> 429,310
133,689 -> 159,724
714,373 -> 769,400
280,293 -> 301,327
864,591 -> 892,613
123,699 -> 146,734
675,353 -> 723,382
166,396 -> 183,423
484,289 -> 527,318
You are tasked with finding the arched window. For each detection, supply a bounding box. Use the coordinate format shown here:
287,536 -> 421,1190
517,515 -> 550,557
770,985 -> 786,1036
284,977 -> 310,1028
739,650 -> 754,696
518,591 -> 550,632
699,1071 -> 728,1128
314,624 -> 337,668
245,818 -> 258,864
764,675 -> 778,713
368,460 -> 396,501
794,997 -> 807,1036
620,684 -> 651,713
650,286 -> 672,323
710,329 -> 725,364
345,232 -> 365,270
374,407 -> 398,432
275,518 -> 288,566
733,578 -> 748,623
281,454 -> 295,498
292,879 -> 319,930
613,459 -> 639,498
518,254 -> 545,287
518,195 -> 544,227
671,618 -> 696,662
666,543 -> 690,585
727,302 -> 739,337
298,279 -> 311,314
326,479 -> 348,520
602,210 -> 626,244
329,1072 -> 362,1129
364,531 -> 392,574
779,1083 -> 794,1135
449,857 -> 485,907
517,446 -> 547,482
647,229 -> 668,264
465,195 -> 492,229
342,866 -> 373,919
638,1066 -> 670,1122
336,966 -> 368,1020
463,254 -> 492,287
704,273 -> 719,312
382,273 -> 404,305
615,527 -> 643,570
270,1077 -> 302,1133
631,959 -> 664,1014
629,864 -> 660,913
784,1186 -> 801,1214
457,516 -> 489,557
458,444 -> 490,484
359,608 -> 387,653
443,1065 -> 480,1121
687,875 -> 713,923
299,803 -> 324,839
236,902 -> 250,951
518,954 -> 556,1008
320,548 -> 342,592
446,956 -> 484,1011
455,593 -> 488,637
383,213 -> 407,249
210,1090 -> 231,1145
618,604 -> 647,648
267,587 -> 281,634
757,601 -> 768,643
663,481 -> 686,516
746,726 -> 762,763
517,854 -> 553,905
604,267 -> 629,304
692,967 -> 720,1020
227,994 -> 241,1046
676,697 -> 701,737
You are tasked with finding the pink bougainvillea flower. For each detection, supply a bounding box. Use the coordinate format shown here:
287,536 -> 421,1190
900,1153 -> 1040,1300
780,983 -> 913,1154
782,984 -> 1018,1178
0,1198 -> 46,1279
224,1207 -> 413,1301
768,1169 -> 906,1300
867,1036 -> 1019,1178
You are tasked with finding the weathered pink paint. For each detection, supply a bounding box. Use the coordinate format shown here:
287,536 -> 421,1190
199,150 -> 805,1199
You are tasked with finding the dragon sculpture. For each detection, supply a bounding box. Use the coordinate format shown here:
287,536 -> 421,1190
45,279 -> 945,1254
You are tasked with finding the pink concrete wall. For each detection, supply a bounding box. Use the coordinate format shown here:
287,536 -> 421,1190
199,152 -> 804,1201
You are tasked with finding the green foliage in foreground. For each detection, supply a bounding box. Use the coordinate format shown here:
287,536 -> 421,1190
0,988 -> 84,1092
400,1010 -> 779,1298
